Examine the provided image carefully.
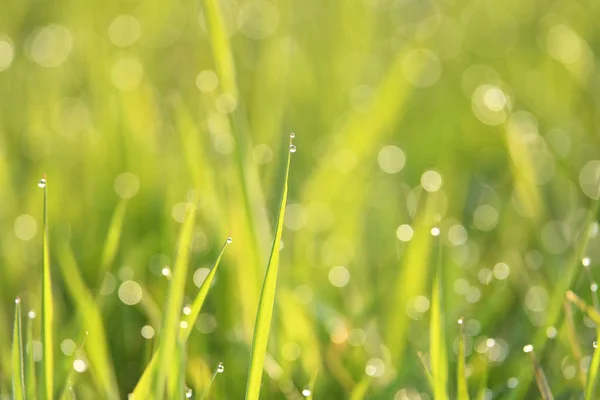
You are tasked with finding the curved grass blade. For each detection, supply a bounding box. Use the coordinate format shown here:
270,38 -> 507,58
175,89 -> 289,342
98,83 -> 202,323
566,290 -> 600,325
457,318 -> 469,400
525,347 -> 554,400
12,298 -> 25,400
152,201 -> 198,398
304,368 -> 319,400
244,136 -> 294,400
131,237 -> 230,399
40,174 -> 54,400
99,200 -> 127,274
26,310 -> 37,399
56,241 -> 120,398
417,351 -> 434,393
167,339 -> 186,400
349,376 -> 370,400
564,300 -> 587,387
586,332 -> 600,400
200,362 -> 224,400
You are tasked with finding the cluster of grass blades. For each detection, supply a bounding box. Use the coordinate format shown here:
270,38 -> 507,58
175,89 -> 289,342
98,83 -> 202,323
9,134 -> 295,399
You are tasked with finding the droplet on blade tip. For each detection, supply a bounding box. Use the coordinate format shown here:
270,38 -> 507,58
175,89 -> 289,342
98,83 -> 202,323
226,236 -> 233,244
38,178 -> 47,188
290,132 -> 295,139
458,318 -> 464,325
431,227 -> 440,236
15,297 -> 20,304
523,344 -> 533,353
217,362 -> 224,373
302,389 -> 311,397
290,144 -> 297,153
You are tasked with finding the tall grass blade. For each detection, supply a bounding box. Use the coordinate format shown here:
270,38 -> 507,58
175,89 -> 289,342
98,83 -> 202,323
586,331 -> 600,400
417,351 -> 434,393
25,311 -> 37,399
99,200 -> 127,274
131,236 -> 230,398
152,200 -> 198,398
167,339 -> 186,400
40,174 -> 54,400
430,235 -> 448,400
526,348 -> 554,400
564,301 -> 586,387
56,242 -> 120,398
349,377 -> 370,400
476,357 -> 488,400
244,136 -> 294,400
200,362 -> 224,400
12,298 -> 25,400
566,290 -> 600,325
304,368 -> 319,400
457,318 -> 469,400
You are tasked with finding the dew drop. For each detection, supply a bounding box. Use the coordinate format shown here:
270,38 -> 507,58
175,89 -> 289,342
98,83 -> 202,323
302,388 -> 312,397
161,267 -> 171,277
523,344 -> 533,353
289,144 -> 297,153
28,310 -> 36,319
583,257 -> 592,267
458,318 -> 464,325
15,297 -> 20,304
290,132 -> 295,139
431,227 -> 441,236
227,236 -> 233,244
185,388 -> 193,398
38,178 -> 46,188
592,283 -> 598,293
594,341 -> 598,349
217,362 -> 225,373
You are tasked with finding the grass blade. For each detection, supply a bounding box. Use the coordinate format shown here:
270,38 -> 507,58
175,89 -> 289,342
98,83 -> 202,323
12,298 -> 25,400
304,368 -> 319,400
476,356 -> 488,400
349,377 -> 371,400
200,362 -> 224,400
56,241 -> 120,398
131,236 -> 230,398
99,200 -> 127,274
244,136 -> 294,400
566,290 -> 600,325
40,174 -> 54,400
152,200 -> 198,398
525,346 -> 554,400
564,301 -> 586,387
417,351 -> 434,393
586,331 -> 600,400
430,234 -> 448,400
25,310 -> 37,399
457,318 -> 469,400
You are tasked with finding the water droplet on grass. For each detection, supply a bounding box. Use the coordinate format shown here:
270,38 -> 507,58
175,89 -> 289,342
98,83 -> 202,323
185,388 -> 193,398
523,344 -> 533,353
227,237 -> 233,244
302,388 -> 311,397
217,362 -> 224,373
38,178 -> 46,188
289,144 -> 297,153
290,132 -> 295,139
594,341 -> 598,349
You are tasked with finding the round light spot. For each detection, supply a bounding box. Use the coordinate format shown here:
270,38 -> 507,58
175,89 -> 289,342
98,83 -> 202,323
215,93 -> 237,114
29,24 -> 73,67
547,25 -> 581,65
328,266 -> 350,288
100,273 -> 117,296
472,84 -> 510,126
483,87 -> 507,111
421,170 -> 442,192
118,280 -> 143,305
253,144 -> 273,164
114,172 -> 139,199
348,329 -> 367,347
579,160 -> 600,200
413,295 -> 430,313
493,262 -> 510,280
238,1 -> 279,40
448,224 -> 467,246
396,224 -> 414,242
73,359 -> 87,373
507,377 -> 518,388
525,286 -> 549,312
0,36 -> 14,71
196,313 -> 217,333
108,15 -> 141,47
141,325 -> 155,339
14,214 -> 37,241
402,49 -> 442,87
377,145 -> 406,174
365,358 -> 385,377
284,204 -> 308,231
540,220 -> 571,254
111,57 -> 143,91
196,70 -> 218,92
546,326 -> 557,339
282,342 -> 301,361
473,205 -> 498,231
293,285 -> 313,304
61,339 -> 76,356
193,268 -> 211,288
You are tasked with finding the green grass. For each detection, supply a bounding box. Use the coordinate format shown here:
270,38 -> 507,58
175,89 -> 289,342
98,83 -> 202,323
3,0 -> 600,398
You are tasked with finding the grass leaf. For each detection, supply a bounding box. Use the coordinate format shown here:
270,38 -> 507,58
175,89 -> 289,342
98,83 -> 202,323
56,241 -> 120,398
457,318 -> 469,400
131,236 -> 230,398
25,311 -> 37,399
152,201 -> 198,398
417,351 -> 434,394
40,175 -> 54,400
566,290 -> 600,325
12,298 -> 25,400
586,331 -> 600,400
430,237 -> 448,400
527,348 -> 554,400
244,137 -> 293,400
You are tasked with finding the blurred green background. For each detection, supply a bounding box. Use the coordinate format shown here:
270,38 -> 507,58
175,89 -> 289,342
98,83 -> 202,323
2,0 -> 600,398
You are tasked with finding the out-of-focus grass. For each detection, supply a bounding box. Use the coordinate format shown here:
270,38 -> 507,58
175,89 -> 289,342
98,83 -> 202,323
2,0 -> 600,398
